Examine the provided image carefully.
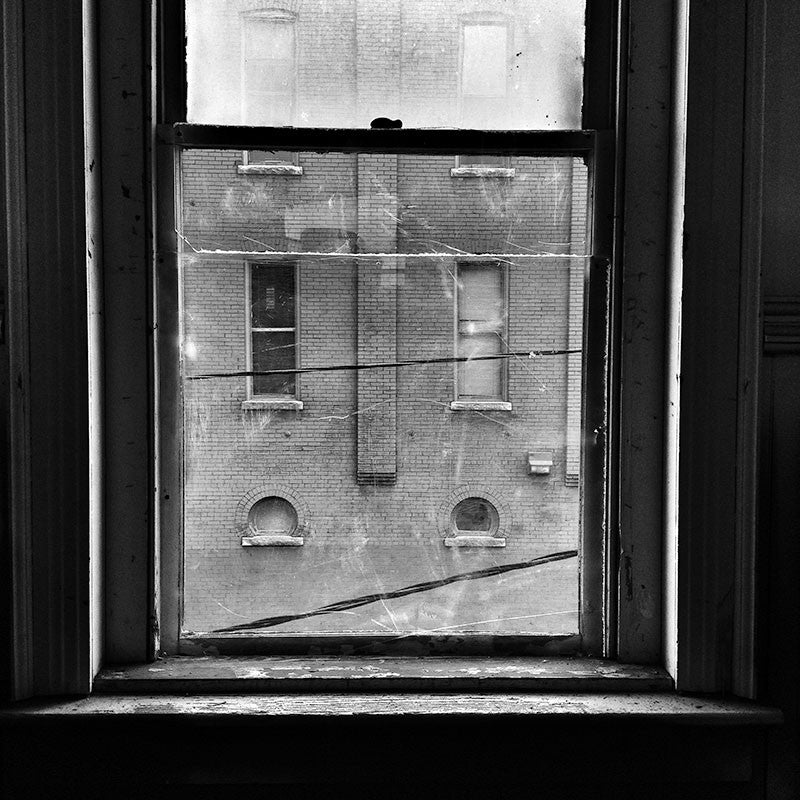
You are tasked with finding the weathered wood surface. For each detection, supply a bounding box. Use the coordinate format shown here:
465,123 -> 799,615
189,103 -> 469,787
93,656 -> 673,693
1,690 -> 781,725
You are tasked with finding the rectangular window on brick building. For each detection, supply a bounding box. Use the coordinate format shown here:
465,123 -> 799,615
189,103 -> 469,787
240,14 -> 297,169
249,263 -> 297,397
460,22 -> 509,128
456,263 -> 506,402
242,15 -> 295,126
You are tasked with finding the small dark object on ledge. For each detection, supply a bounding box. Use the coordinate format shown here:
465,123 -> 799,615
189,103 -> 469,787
370,117 -> 403,129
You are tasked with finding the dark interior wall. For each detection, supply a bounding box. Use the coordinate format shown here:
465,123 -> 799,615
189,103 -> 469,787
760,2 -> 800,796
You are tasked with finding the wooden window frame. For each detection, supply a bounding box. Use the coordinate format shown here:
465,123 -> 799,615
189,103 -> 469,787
1,0 -> 764,699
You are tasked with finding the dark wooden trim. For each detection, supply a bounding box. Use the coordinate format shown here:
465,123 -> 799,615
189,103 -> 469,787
162,124 -> 597,154
763,298 -> 800,354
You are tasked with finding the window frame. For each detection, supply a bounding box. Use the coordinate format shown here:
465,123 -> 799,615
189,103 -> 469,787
452,260 -> 509,407
1,0 -> 765,698
243,259 -> 302,408
159,0 -> 608,657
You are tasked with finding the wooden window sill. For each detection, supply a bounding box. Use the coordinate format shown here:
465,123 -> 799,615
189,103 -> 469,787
92,656 -> 671,694
1,690 -> 782,728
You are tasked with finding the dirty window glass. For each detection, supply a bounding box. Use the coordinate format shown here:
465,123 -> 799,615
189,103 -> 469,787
179,0 -> 591,644
179,149 -> 588,636
185,0 -> 586,129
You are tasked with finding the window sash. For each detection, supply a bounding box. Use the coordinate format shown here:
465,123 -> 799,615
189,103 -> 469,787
159,125 -> 607,656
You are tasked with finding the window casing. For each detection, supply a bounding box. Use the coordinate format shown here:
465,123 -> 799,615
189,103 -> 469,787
4,0 -> 766,700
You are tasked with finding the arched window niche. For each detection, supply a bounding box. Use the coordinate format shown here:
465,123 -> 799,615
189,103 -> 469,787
239,490 -> 307,547
442,488 -> 508,548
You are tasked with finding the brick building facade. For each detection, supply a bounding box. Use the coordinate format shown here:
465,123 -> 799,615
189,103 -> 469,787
181,0 -> 588,635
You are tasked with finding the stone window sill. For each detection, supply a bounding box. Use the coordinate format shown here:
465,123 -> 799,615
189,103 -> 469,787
241,534 -> 304,547
450,400 -> 512,412
241,398 -> 303,411
443,535 -> 506,548
237,164 -> 303,176
450,166 -> 516,179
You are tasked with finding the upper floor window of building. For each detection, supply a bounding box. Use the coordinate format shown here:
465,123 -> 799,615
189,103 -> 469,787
248,262 -> 297,398
241,13 -> 296,126
460,22 -> 509,128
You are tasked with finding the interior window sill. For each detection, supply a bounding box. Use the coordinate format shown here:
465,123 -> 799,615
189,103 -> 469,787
450,400 -> 512,412
1,687 -> 782,728
450,166 -> 516,178
242,398 -> 303,411
92,656 -> 672,694
237,164 -> 303,176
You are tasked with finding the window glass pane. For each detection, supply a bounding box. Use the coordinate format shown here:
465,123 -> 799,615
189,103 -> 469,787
459,265 -> 504,326
245,60 -> 294,93
185,0 -> 586,129
247,150 -> 296,166
179,148 -> 588,637
462,25 -> 507,97
458,154 -> 510,168
245,20 -> 294,60
251,264 -> 295,328
457,333 -> 503,398
252,331 -> 296,396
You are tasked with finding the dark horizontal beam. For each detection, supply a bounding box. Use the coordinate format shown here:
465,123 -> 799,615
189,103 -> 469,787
161,124 -> 597,154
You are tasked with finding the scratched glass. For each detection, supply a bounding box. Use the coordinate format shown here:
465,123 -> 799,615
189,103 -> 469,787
178,149 -> 589,636
185,0 -> 586,130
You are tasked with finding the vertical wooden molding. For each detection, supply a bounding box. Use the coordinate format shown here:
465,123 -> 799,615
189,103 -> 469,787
83,0 -> 105,683
615,0 -> 672,664
677,0 -> 748,692
731,0 -> 766,700
3,0 -> 35,700
24,0 -> 92,694
99,0 -> 156,663
663,0 -> 690,688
